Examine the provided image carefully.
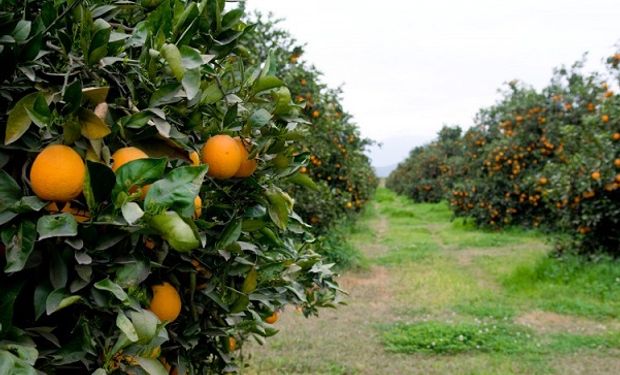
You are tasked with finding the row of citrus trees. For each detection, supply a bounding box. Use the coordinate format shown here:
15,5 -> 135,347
388,54 -> 620,256
0,1 -> 374,374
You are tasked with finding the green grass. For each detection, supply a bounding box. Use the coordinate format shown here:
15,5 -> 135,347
503,255 -> 620,319
383,321 -> 539,354
383,321 -> 620,355
248,188 -> 620,374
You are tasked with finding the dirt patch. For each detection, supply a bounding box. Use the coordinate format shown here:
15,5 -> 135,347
455,247 -> 513,266
551,352 -> 620,375
515,310 -> 615,334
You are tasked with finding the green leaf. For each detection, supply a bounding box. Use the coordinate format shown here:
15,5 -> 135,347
49,250 -> 68,289
3,220 -> 36,273
249,109 -> 272,128
13,196 -> 47,213
136,357 -> 170,375
128,309 -> 158,343
217,219 -> 241,250
121,202 -> 144,224
149,211 -> 200,252
5,92 -> 39,145
160,43 -> 185,81
24,94 -> 51,128
112,158 -> 167,206
0,279 -> 25,329
82,87 -> 109,104
94,278 -> 128,302
222,8 -> 243,30
265,189 -> 293,230
63,116 -> 82,145
84,161 -> 115,212
286,172 -> 319,190
179,45 -> 203,69
0,350 -> 37,375
46,289 -> 81,315
0,170 -> 22,211
182,68 -> 201,101
149,83 -> 182,107
88,19 -> 111,65
36,214 -> 78,240
33,283 -> 53,320
79,109 -> 111,139
144,165 -> 208,217
116,312 -> 139,342
63,80 -> 82,114
241,267 -> 258,294
115,260 -> 150,288
273,87 -> 293,115
201,82 -> 224,104
252,76 -> 284,95
13,20 -> 31,41
230,294 -> 249,313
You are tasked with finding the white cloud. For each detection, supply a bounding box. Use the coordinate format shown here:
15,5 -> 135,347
247,0 -> 620,166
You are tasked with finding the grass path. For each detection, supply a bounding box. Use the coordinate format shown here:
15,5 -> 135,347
244,189 -> 620,374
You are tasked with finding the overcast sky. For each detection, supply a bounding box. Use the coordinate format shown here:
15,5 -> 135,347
247,0 -> 620,168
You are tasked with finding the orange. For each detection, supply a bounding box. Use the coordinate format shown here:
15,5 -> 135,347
613,133 -> 620,141
30,144 -> 85,201
189,151 -> 201,166
193,196 -> 202,219
60,202 -> 90,223
150,282 -> 182,322
311,110 -> 320,118
615,159 -> 620,168
591,171 -> 601,181
111,147 -> 148,172
264,311 -> 280,324
602,114 -> 610,123
538,176 -> 548,185
233,138 -> 258,177
228,336 -> 237,352
201,135 -> 243,179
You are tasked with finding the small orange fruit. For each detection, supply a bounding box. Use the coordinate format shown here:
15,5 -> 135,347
150,282 -> 182,322
312,110 -> 320,118
30,144 -> 86,201
193,196 -> 202,219
602,114 -> 610,123
591,171 -> 601,181
613,133 -> 620,141
615,159 -> 620,168
201,135 -> 243,179
228,336 -> 237,352
111,147 -> 148,172
264,311 -> 280,324
538,176 -> 548,185
233,138 -> 258,177
189,151 -> 201,166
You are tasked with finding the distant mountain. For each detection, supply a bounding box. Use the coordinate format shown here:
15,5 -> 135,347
374,164 -> 398,178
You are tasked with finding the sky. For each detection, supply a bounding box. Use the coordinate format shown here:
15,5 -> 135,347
247,0 -> 620,169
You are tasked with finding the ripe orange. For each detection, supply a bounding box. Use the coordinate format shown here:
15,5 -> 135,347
312,110 -> 320,118
30,144 -> 86,201
264,311 -> 280,324
150,282 -> 182,322
602,114 -> 610,123
193,196 -> 202,219
201,135 -> 243,179
615,159 -> 620,168
228,336 -> 237,352
538,176 -> 548,185
591,171 -> 601,181
233,138 -> 258,177
111,147 -> 148,172
613,133 -> 620,141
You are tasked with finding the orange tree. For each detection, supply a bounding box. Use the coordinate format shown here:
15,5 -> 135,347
386,126 -> 462,202
388,53 -> 620,256
240,14 -> 377,236
0,1 -> 341,374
